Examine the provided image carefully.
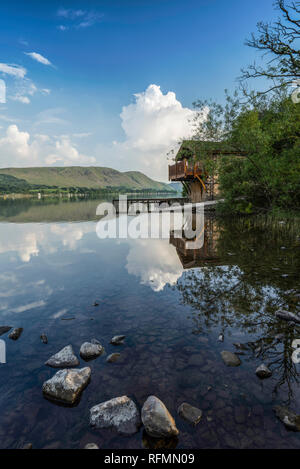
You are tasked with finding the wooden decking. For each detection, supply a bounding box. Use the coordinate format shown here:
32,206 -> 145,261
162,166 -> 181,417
112,197 -> 189,214
168,159 -> 205,182
112,198 -> 220,214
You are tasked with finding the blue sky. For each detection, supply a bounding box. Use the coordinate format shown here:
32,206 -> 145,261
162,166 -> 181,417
0,0 -> 279,180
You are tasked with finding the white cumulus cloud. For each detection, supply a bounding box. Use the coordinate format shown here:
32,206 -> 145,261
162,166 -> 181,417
0,63 -> 27,79
24,52 -> 52,66
45,136 -> 96,165
0,124 -> 95,167
121,84 -> 195,151
10,95 -> 30,104
97,84 -> 197,180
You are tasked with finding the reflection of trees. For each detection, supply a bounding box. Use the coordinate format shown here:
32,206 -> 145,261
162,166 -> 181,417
174,215 -> 300,404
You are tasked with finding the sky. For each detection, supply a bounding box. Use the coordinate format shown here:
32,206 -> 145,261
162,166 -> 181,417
0,0 -> 279,181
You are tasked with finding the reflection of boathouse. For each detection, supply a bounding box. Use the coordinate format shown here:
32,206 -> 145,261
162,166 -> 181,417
168,140 -> 244,203
169,214 -> 221,269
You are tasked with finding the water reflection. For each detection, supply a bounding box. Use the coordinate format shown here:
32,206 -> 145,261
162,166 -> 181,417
174,215 -> 300,405
0,197 -> 300,448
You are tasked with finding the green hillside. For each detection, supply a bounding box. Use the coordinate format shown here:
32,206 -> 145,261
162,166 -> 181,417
0,167 -> 173,193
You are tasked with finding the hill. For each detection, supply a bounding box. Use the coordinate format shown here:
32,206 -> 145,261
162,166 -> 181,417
0,167 -> 174,193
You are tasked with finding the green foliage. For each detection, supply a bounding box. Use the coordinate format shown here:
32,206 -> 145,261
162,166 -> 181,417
192,90 -> 300,214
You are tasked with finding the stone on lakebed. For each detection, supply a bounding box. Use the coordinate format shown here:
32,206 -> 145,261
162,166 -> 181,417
8,328 -> 23,340
90,395 -> 141,435
110,335 -> 125,345
221,351 -> 241,367
45,345 -> 79,368
273,406 -> 300,432
42,367 -> 91,405
0,326 -> 12,336
177,402 -> 202,426
80,342 -> 104,360
256,364 -> 272,379
141,395 -> 179,438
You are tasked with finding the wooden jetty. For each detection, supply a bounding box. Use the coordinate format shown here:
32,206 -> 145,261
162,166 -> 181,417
112,197 -> 219,214
112,197 -> 189,214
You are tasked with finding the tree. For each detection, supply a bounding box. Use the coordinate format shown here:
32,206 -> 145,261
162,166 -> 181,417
240,0 -> 300,95
191,87 -> 300,213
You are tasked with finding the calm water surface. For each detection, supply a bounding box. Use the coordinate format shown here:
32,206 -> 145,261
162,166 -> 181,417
0,197 -> 300,449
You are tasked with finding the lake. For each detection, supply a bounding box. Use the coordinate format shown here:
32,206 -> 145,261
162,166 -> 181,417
0,197 -> 300,449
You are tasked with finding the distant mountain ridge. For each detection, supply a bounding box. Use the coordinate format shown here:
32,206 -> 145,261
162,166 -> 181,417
0,167 -> 174,193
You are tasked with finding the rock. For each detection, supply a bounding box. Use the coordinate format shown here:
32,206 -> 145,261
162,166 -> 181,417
0,326 -> 12,336
22,443 -> 32,449
110,335 -> 125,345
106,353 -> 121,363
90,396 -> 141,435
84,443 -> 99,449
80,342 -> 104,360
177,403 -> 202,426
8,328 -> 23,340
40,334 -> 48,344
221,351 -> 241,367
187,354 -> 205,367
43,367 -> 91,405
256,364 -> 272,379
141,395 -> 179,438
45,345 -> 79,368
234,406 -> 247,424
233,343 -> 248,351
273,406 -> 300,432
91,338 -> 101,345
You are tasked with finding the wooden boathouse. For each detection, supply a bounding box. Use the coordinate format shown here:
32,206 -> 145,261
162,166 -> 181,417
168,140 -> 244,203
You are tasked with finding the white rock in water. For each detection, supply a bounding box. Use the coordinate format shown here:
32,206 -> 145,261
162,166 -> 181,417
80,342 -> 104,360
45,345 -> 79,368
43,367 -> 91,404
273,406 -> 300,431
90,396 -> 141,435
8,328 -> 23,340
141,395 -> 179,438
110,335 -> 125,345
256,364 -> 272,379
84,443 -> 99,449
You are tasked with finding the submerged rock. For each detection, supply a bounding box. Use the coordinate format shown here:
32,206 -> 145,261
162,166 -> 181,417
0,326 -> 12,336
141,395 -> 179,438
80,342 -> 104,360
233,343 -> 248,351
43,367 -> 91,405
45,345 -> 79,368
221,351 -> 241,367
106,353 -> 121,363
187,354 -> 205,367
177,403 -> 202,426
90,396 -> 141,435
256,364 -> 272,379
84,443 -> 99,449
8,328 -> 23,340
22,443 -> 33,449
40,334 -> 48,344
273,406 -> 300,432
110,335 -> 125,345
91,338 -> 101,345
